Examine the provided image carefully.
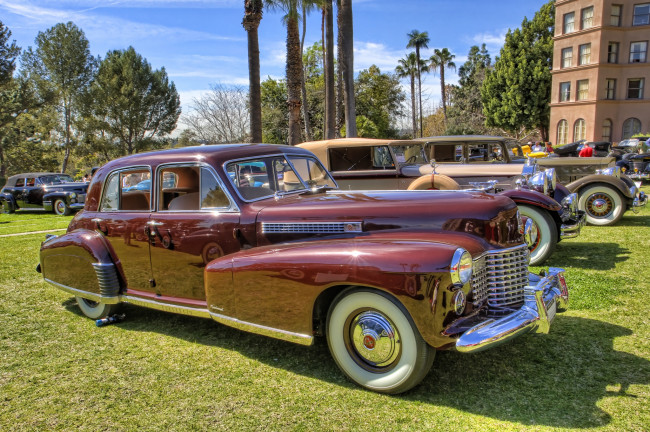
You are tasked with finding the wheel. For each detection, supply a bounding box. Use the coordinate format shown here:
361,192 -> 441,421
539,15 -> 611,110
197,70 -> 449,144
326,289 -> 435,394
518,204 -> 558,266
75,297 -> 119,320
53,198 -> 71,216
1,199 -> 15,213
577,184 -> 625,226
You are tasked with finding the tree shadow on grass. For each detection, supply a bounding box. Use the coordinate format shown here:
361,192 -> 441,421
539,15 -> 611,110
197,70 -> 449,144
62,299 -> 649,429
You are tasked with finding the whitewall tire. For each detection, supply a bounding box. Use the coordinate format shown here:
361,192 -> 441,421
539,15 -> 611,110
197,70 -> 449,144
326,289 -> 435,394
76,297 -> 118,320
577,184 -> 625,226
518,204 -> 558,266
53,198 -> 71,216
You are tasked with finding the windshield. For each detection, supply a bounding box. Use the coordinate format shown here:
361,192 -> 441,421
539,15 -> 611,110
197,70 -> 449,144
38,174 -> 75,185
614,139 -> 638,148
391,144 -> 427,165
226,155 -> 337,201
504,140 -> 528,161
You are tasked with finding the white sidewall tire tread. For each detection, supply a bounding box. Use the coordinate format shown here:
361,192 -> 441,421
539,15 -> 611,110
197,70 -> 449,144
76,296 -> 118,320
327,289 -> 434,394
519,204 -> 558,266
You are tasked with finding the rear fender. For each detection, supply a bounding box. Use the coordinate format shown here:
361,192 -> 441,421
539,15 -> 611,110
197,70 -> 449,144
205,238 -> 468,348
40,229 -> 122,303
566,175 -> 633,199
0,193 -> 16,212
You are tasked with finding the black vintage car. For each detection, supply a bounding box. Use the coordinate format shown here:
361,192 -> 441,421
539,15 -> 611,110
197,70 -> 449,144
0,172 -> 88,215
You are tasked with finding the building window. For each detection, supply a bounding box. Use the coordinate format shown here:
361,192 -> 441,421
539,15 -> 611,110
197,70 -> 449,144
602,119 -> 612,142
622,118 -> 642,138
563,12 -> 575,33
605,79 -> 617,99
608,42 -> 619,63
579,44 -> 591,65
633,3 -> 650,26
560,82 -> 571,101
581,6 -> 594,29
577,80 -> 589,100
630,41 -> 648,62
557,120 -> 569,145
627,78 -> 645,98
611,4 -> 622,26
561,47 -> 573,68
574,119 -> 586,141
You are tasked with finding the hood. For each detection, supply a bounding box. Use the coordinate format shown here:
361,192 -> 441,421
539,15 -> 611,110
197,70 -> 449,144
254,190 -> 523,254
42,182 -> 89,193
401,163 -> 524,178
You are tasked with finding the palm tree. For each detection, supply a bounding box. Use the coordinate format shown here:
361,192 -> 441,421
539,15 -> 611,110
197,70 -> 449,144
242,0 -> 263,142
429,48 -> 456,123
406,30 -> 429,137
322,0 -> 335,139
395,53 -> 425,138
338,0 -> 356,137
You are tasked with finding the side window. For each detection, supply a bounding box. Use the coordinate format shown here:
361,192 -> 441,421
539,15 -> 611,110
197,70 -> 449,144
328,146 -> 383,171
15,178 -> 25,187
200,168 -> 230,209
226,159 -> 274,200
26,178 -> 36,187
288,157 -> 335,189
100,173 -> 120,211
427,144 -> 463,163
160,166 -> 200,211
119,169 -> 151,211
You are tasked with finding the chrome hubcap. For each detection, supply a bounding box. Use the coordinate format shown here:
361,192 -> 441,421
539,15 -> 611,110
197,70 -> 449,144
586,193 -> 613,217
350,311 -> 400,367
56,202 -> 65,213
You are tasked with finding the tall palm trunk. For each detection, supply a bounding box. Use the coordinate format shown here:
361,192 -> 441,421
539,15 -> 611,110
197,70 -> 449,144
409,73 -> 417,136
440,67 -> 447,122
243,0 -> 263,143
338,0 -> 356,137
335,1 -> 344,137
415,46 -> 423,138
300,5 -> 313,141
324,0 -> 335,139
286,14 -> 303,145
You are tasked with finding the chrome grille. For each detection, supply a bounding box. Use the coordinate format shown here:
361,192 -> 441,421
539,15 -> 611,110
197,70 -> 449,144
261,221 -> 362,234
470,245 -> 529,316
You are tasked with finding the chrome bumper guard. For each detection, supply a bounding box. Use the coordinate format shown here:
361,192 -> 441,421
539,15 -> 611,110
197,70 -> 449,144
561,210 -> 585,239
632,191 -> 647,213
456,267 -> 569,353
627,173 -> 649,180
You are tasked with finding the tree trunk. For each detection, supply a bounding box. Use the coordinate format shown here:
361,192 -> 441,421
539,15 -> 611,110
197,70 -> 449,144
61,103 -> 71,173
324,0 -> 336,139
338,0 -> 356,137
300,6 -> 313,142
410,74 -> 417,137
440,66 -> 447,122
243,0 -> 263,143
416,47 -> 423,138
286,14 -> 303,146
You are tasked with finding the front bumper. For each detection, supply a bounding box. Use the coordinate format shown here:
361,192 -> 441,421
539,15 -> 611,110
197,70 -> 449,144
561,210 -> 586,239
627,173 -> 650,180
632,191 -> 647,213
456,267 -> 569,353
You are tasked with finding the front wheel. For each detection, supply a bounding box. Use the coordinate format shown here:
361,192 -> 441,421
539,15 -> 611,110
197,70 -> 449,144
327,289 -> 435,394
53,198 -> 71,216
577,184 -> 625,226
518,204 -> 558,266
75,297 -> 119,320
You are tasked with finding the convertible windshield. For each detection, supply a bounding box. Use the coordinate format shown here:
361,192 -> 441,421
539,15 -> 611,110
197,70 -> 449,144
391,144 -> 428,165
39,175 -> 75,185
226,155 -> 336,201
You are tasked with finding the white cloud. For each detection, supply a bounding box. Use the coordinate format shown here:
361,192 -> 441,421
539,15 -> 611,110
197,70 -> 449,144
354,41 -> 404,72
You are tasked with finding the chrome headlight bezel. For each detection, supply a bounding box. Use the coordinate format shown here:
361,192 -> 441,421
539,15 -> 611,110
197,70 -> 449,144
450,248 -> 472,285
561,193 -> 578,214
545,168 -> 557,193
528,171 -> 548,195
69,192 -> 77,199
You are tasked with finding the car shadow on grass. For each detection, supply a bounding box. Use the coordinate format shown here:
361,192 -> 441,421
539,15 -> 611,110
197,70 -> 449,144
612,214 -> 650,227
62,299 -> 648,429
540,241 -> 630,270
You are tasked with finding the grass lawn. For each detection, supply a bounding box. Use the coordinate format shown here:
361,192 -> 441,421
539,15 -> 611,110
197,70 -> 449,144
1,188 -> 649,431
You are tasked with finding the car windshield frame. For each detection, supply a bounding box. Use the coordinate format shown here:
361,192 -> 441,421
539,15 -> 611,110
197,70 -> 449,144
224,154 -> 337,202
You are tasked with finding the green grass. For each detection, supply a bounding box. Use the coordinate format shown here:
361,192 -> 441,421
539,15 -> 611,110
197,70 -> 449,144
1,189 -> 649,431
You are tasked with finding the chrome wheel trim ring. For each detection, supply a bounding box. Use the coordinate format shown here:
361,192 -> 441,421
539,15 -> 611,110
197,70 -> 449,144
348,310 -> 401,369
586,193 -> 613,217
55,200 -> 66,214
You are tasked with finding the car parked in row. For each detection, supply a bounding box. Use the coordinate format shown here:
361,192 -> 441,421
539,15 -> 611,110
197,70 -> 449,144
1,172 -> 88,215
37,143 -> 569,394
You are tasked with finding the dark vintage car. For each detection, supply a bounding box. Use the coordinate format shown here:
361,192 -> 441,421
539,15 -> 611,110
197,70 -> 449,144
396,136 -> 645,226
37,144 -> 569,394
299,138 -> 585,266
1,172 -> 88,215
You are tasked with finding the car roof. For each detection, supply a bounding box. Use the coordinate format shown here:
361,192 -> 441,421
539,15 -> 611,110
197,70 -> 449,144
7,172 -> 70,180
416,135 -> 515,143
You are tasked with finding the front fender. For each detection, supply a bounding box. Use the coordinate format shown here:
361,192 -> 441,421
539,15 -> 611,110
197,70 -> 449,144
0,192 -> 16,212
499,189 -> 562,212
566,175 -> 633,199
40,229 -> 122,302
204,238 -> 467,349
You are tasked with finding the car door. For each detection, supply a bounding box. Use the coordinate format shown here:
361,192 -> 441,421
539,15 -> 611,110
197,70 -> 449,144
148,164 -> 241,307
93,167 -> 154,295
12,177 -> 26,208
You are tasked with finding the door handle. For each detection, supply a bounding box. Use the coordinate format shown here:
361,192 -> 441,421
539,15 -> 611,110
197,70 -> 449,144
147,221 -> 163,226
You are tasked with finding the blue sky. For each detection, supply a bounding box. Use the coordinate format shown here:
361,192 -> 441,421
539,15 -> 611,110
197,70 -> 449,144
1,0 -> 547,122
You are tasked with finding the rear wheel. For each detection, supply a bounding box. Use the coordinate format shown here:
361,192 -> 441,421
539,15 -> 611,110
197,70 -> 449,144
75,297 -> 119,320
578,184 -> 625,226
53,198 -> 71,216
327,289 -> 435,394
518,205 -> 558,266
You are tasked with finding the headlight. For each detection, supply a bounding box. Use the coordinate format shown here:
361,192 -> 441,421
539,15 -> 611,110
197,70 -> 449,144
545,168 -> 557,192
450,248 -> 472,285
561,193 -> 578,214
528,171 -> 548,195
69,192 -> 77,198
